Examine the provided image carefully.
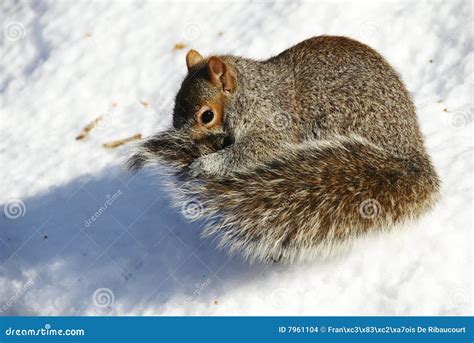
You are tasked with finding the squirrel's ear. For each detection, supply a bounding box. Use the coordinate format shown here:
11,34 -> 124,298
186,49 -> 204,70
207,56 -> 236,93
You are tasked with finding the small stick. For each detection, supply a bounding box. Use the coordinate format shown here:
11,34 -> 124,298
103,133 -> 142,149
76,115 -> 103,140
139,100 -> 149,108
174,43 -> 187,51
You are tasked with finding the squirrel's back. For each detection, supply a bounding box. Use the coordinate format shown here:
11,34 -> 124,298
270,36 -> 426,159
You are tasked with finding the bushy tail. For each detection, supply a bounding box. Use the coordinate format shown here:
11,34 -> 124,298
130,132 -> 440,263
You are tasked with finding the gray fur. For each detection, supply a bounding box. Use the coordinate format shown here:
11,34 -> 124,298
129,36 -> 440,263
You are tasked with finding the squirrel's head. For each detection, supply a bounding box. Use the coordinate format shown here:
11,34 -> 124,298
172,49 -> 236,140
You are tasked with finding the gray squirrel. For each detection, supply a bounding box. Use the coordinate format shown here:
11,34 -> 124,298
129,35 -> 440,263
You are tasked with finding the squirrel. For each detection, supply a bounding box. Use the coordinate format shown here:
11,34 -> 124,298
129,35 -> 440,263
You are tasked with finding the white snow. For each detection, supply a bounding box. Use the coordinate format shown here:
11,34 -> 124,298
0,0 -> 472,315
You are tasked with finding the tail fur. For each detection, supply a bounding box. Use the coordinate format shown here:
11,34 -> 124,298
130,132 -> 440,263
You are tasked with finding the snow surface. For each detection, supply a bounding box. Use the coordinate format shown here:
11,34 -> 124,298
0,0 -> 472,316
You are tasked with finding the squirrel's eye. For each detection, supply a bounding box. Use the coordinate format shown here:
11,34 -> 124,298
200,110 -> 214,124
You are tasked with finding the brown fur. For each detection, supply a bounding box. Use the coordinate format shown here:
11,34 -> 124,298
129,36 -> 440,263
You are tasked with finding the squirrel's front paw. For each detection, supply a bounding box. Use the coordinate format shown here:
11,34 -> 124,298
189,154 -> 221,178
189,159 -> 206,177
